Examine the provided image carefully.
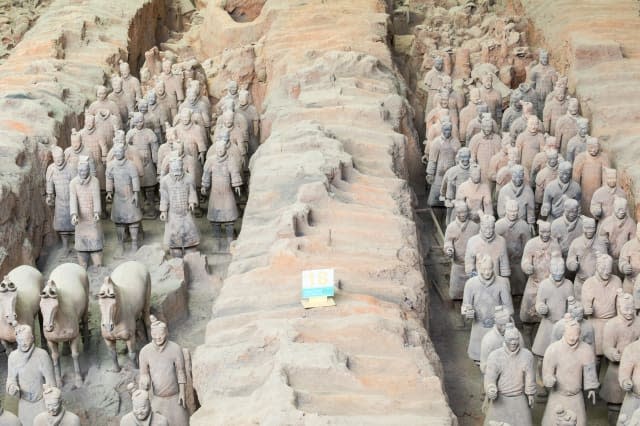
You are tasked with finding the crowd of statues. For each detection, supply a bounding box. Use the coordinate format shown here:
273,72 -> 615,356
425,49 -> 640,426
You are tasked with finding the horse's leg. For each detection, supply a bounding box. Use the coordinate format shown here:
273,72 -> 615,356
1,339 -> 11,355
70,337 -> 83,388
82,308 -> 90,351
37,311 -> 46,348
105,339 -> 121,373
48,340 -> 62,387
126,336 -> 138,369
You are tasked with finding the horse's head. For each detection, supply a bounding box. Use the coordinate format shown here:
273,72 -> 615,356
98,277 -> 117,332
40,280 -> 59,333
0,275 -> 18,327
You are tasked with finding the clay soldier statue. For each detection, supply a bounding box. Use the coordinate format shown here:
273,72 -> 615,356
462,254 -> 513,362
214,109 -> 249,171
139,316 -> 189,425
155,79 -> 178,124
456,163 -> 493,222
88,85 -> 122,130
531,136 -> 564,184
106,143 -> 142,253
126,112 -> 159,217
175,108 -> 207,165
180,85 -> 212,133
69,157 -> 103,269
107,130 -> 144,179
566,118 -> 589,164
479,306 -> 519,373
121,387 -> 169,426
443,147 -> 471,223
214,79 -> 239,119
444,201 -> 480,300
517,82 -> 539,117
591,167 -> 626,222
601,291 -> 640,419
599,197 -> 636,276
478,73 -> 503,126
426,88 -> 459,141
541,161 -> 582,221
543,85 -> 568,136
488,136 -> 511,187
509,101 -> 542,142
426,121 -> 460,206
515,115 -> 544,172
555,98 -> 582,157
465,213 -> 510,279
80,113 -> 108,199
566,217 -> 606,300
550,199 -> 583,257
65,129 -> 96,177
551,302 -> 596,353
533,256 -> 575,373
501,89 -> 523,132
469,116 -> 502,183
424,56 -> 446,116
459,87 -> 481,143
582,253 -> 622,358
620,223 -> 640,301
618,331 -> 640,422
495,199 -> 531,296
159,59 -> 184,114
159,140 -> 200,189
159,157 -> 200,258
529,49 -> 558,118
94,107 -> 121,150
573,136 -> 611,215
541,318 -> 598,426
119,61 -> 143,102
108,75 -> 135,126
46,146 -> 75,252
466,104 -> 499,145
535,149 -> 560,207
0,401 -> 19,426
202,139 -> 243,249
6,324 -> 56,426
147,90 -> 169,143
497,165 -> 536,229
484,323 -> 536,426
33,385 -> 81,426
520,221 -> 562,343
495,147 -> 531,196
237,89 -> 260,155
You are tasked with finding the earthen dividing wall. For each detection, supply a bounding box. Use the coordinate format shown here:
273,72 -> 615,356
0,0 -> 167,276
515,0 -> 640,217
191,0 -> 454,424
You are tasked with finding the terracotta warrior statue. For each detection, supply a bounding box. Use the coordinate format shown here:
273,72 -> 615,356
461,254 -> 513,362
146,89 -> 169,143
550,198 -> 583,257
459,87 -> 481,143
497,165 -> 536,229
566,217 -> 606,300
551,301 -> 595,353
108,75 -> 134,126
478,73 -> 503,126
618,330 -> 640,422
155,79 -> 178,124
213,109 -> 249,172
6,324 -> 56,426
126,112 -> 159,217
180,85 -> 212,133
444,201 -> 480,300
621,223 -> 640,303
510,101 -> 544,142
65,129 -> 96,177
501,89 -> 523,133
119,61 -> 143,102
517,82 -> 539,121
426,121 -> 460,207
455,163 -> 493,222
573,137 -> 610,215
566,118 -> 589,164
541,161 -> 581,221
531,135 -> 564,185
69,157 -> 103,269
237,89 -> 260,155
80,112 -> 108,202
543,83 -> 568,136
466,104 -> 499,145
582,253 -> 622,359
516,115 -> 544,174
159,59 -> 184,114
520,220 -> 562,345
0,401 -> 19,426
423,56 -> 446,116
46,145 -> 75,252
94,106 -> 120,150
121,386 -> 169,426
599,196 -> 636,276
555,98 -> 583,157
495,199 -> 531,296
159,156 -> 200,258
175,108 -> 207,165
484,323 -> 535,426
33,385 -> 81,426
443,147 -> 471,222
529,49 -> 558,118
139,316 -> 190,425
202,139 -> 243,250
488,136 -> 511,187
106,142 -> 142,254
542,318 -> 598,426
601,291 -> 640,418
591,167 -> 626,222
88,85 -> 122,130
469,116 -> 502,183
535,148 -> 560,207
465,213 -> 510,279
479,306 -> 519,373
495,146 -> 531,196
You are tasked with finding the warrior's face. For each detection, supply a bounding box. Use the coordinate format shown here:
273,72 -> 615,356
151,327 -> 167,348
78,162 -> 90,180
505,335 -> 520,352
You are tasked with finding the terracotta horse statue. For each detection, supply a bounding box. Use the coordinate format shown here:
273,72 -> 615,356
0,265 -> 43,352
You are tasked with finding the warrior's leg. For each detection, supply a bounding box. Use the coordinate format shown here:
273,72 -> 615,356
225,221 -> 235,249
60,232 -> 71,254
115,224 -> 126,252
212,222 -> 222,251
169,248 -> 184,258
129,223 -> 140,252
536,355 -> 547,397
90,251 -> 103,268
145,187 -> 157,217
77,251 -> 90,269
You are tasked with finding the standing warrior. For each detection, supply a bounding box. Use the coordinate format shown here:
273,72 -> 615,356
531,136 -> 564,185
0,401 -> 19,426
462,254 -> 513,362
488,136 -> 511,187
65,129 -> 96,177
426,121 -> 460,207
465,213 -> 510,279
478,73 -> 503,126
459,87 -> 481,143
510,101 -> 543,142
108,75 -> 135,126
158,59 -> 184,115
46,146 -> 75,252
517,82 -> 539,119
566,118 -> 589,164
550,199 -> 583,258
555,98 -> 583,157
139,316 -> 190,426
495,147 -> 530,196
423,56 -> 446,116
495,199 -> 531,296
155,80 -> 177,124
159,157 -> 200,258
573,137 -> 610,215
455,163 -> 493,222
466,104 -> 499,145
6,324 -> 56,426
33,385 -> 81,426
69,157 -> 103,269
566,217 -> 606,300
599,197 -> 636,277
127,112 -> 159,217
121,387 -> 169,426
535,148 -> 560,207
541,161 -> 581,221
541,319 -> 598,426
175,108 -> 208,165
469,116 -> 502,184
497,165 -> 536,229
501,89 -> 523,133
88,85 -> 122,130
591,167 -> 626,222
119,61 -> 143,102
480,306 -> 523,374
484,323 -> 535,426
443,147 -> 471,223
425,89 -> 456,142
529,49 -> 558,118
551,302 -> 596,353
80,113 -> 109,203
515,115 -> 544,173
444,201 -> 480,300
237,89 -> 260,156
106,143 -> 142,253
543,82 -> 568,136
621,223 -> 640,303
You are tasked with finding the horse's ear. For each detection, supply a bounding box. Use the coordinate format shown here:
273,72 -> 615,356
48,280 -> 57,289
